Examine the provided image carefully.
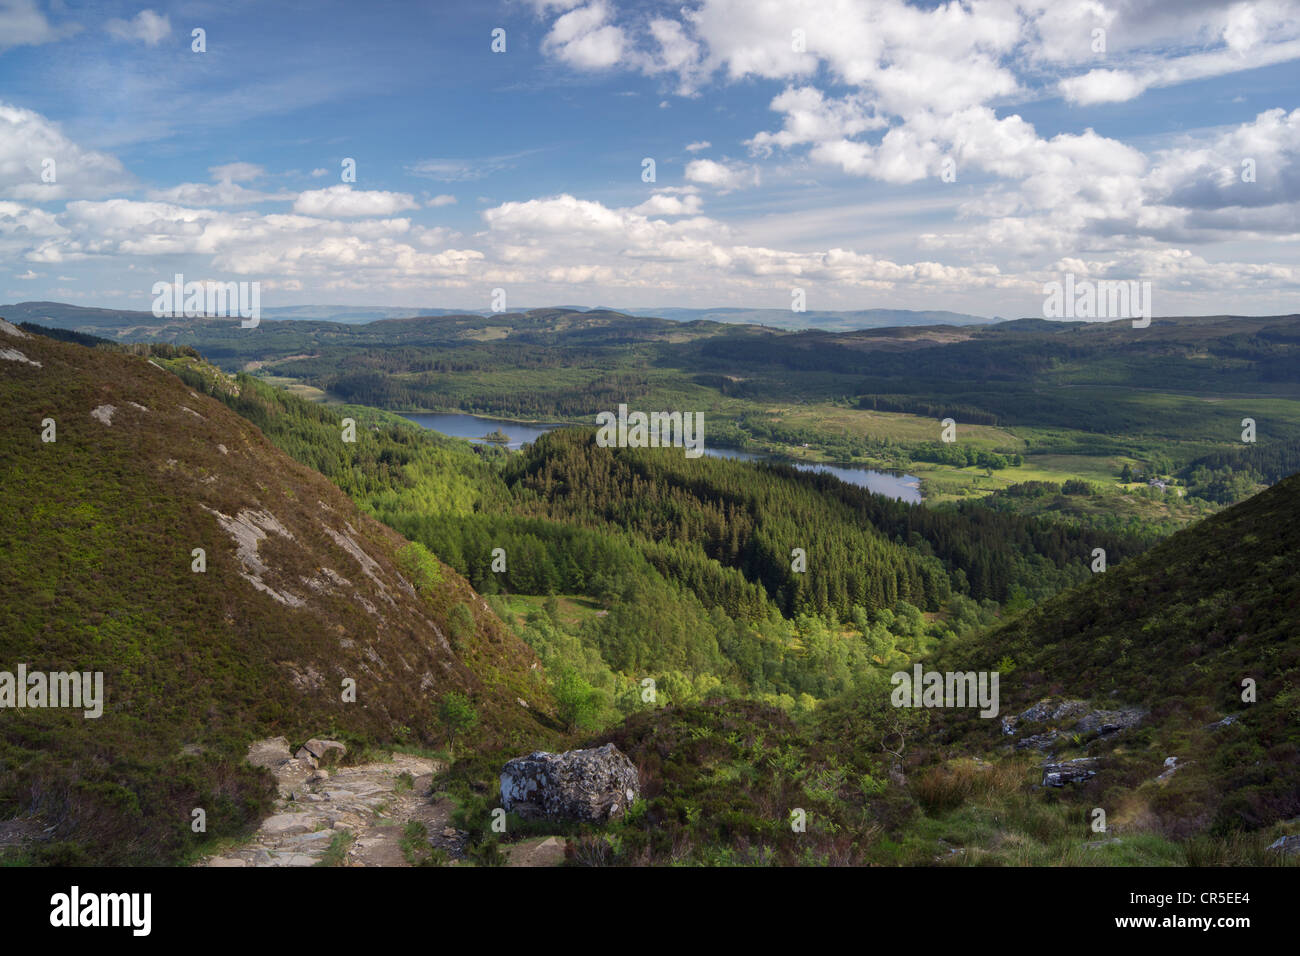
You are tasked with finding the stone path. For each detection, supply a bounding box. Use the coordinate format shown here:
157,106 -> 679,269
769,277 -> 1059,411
200,737 -> 468,867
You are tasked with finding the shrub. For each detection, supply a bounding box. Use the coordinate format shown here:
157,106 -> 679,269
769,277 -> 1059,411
397,541 -> 443,591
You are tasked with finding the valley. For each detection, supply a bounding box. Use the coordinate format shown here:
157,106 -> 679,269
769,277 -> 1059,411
4,308 -> 1296,868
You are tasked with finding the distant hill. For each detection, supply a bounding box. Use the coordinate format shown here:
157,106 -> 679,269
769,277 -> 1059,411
0,318 -> 557,864
0,300 -> 991,336
629,306 -> 995,331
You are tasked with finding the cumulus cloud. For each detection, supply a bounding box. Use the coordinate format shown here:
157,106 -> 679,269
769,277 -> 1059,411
146,162 -> 291,206
0,101 -> 133,200
542,1 -> 626,69
684,159 -> 760,192
632,193 -> 703,216
292,185 -> 421,217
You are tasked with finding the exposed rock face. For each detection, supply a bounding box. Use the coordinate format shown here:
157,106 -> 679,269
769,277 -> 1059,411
1042,757 -> 1098,787
1267,835 -> 1300,856
501,744 -> 639,823
1016,731 -> 1060,752
1018,699 -> 1090,724
1074,708 -> 1146,736
1003,698 -> 1146,748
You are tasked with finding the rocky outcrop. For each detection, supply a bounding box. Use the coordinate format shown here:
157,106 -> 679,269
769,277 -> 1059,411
1015,731 -> 1060,752
1042,757 -> 1098,787
1156,756 -> 1185,782
501,744 -> 639,823
1267,835 -> 1300,856
295,738 -> 347,768
1074,708 -> 1146,736
1003,698 -> 1146,749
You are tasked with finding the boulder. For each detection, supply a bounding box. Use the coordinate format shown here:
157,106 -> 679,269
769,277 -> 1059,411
1267,835 -> 1300,856
501,743 -> 639,823
1156,757 -> 1184,782
299,738 -> 347,765
1042,757 -> 1098,787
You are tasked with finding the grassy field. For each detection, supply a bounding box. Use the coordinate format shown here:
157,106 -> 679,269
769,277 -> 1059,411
495,594 -> 607,631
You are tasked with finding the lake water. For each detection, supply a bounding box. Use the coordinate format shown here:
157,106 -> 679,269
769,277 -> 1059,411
401,411 -> 922,503
400,412 -> 559,450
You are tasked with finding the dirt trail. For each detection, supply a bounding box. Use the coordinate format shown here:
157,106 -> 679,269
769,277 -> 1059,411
200,739 -> 466,867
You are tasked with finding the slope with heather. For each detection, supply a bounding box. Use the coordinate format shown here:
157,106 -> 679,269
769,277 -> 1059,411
0,321 -> 558,865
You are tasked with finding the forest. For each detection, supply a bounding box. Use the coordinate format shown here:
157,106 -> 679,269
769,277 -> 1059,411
164,356 -> 1154,731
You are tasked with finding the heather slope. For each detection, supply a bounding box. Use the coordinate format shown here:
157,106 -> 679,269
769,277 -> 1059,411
0,323 -> 557,864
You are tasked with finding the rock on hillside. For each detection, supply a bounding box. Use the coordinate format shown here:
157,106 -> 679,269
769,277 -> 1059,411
501,744 -> 640,822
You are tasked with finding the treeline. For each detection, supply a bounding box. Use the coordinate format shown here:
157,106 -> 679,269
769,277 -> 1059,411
909,441 -> 1023,469
1179,441 -> 1300,503
857,394 -> 999,426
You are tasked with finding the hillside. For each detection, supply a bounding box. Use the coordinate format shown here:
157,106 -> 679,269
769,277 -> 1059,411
0,320 -> 559,865
935,467 -> 1300,836
484,470 -> 1300,866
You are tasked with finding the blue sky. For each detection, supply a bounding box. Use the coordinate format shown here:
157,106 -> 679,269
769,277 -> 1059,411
2,0 -> 1299,318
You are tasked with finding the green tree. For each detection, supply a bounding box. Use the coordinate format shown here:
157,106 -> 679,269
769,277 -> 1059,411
552,666 -> 604,731
438,692 -> 478,750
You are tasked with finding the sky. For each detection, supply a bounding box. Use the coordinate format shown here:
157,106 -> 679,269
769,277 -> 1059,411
1,0 -> 1298,319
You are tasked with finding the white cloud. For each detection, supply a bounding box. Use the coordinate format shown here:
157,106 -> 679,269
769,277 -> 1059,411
632,193 -> 703,216
0,102 -> 133,200
106,9 -> 172,46
0,0 -> 79,53
542,1 -> 626,69
1059,69 -> 1149,105
147,181 -> 291,206
748,87 -> 887,156
209,162 -> 265,183
427,194 -> 458,207
685,141 -> 711,152
684,158 -> 760,192
292,185 -> 420,218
